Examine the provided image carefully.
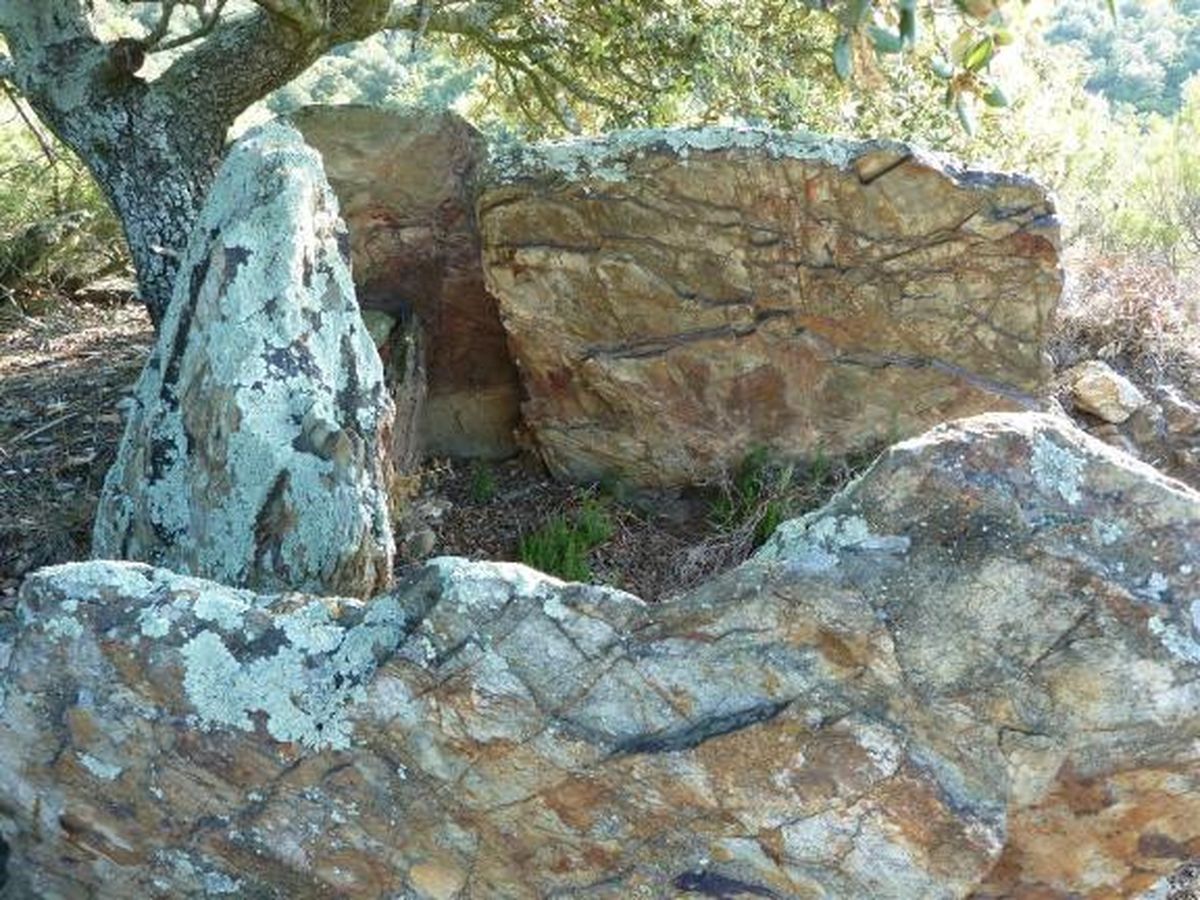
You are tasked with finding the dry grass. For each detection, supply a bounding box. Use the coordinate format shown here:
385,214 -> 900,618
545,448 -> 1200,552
1049,248 -> 1200,386
423,448 -> 879,601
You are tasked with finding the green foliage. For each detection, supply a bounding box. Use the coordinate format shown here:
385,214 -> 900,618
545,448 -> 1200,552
468,460 -> 497,504
0,96 -> 126,304
265,34 -> 483,118
1101,77 -> 1200,265
597,469 -> 631,505
574,497 -> 615,546
1046,0 -> 1200,116
710,447 -> 793,547
518,497 -> 613,582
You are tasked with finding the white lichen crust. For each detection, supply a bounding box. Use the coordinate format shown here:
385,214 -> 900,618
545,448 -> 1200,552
488,125 -> 1047,194
92,121 -> 394,597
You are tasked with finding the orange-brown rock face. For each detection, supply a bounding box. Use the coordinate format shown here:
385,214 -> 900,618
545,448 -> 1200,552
294,106 -> 520,460
5,413 -> 1199,898
480,130 -> 1061,486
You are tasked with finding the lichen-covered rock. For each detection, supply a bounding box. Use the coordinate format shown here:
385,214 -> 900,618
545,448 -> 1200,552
480,128 -> 1061,486
10,412 -> 1200,898
92,121 -> 394,597
293,106 -> 521,460
1069,359 -> 1148,423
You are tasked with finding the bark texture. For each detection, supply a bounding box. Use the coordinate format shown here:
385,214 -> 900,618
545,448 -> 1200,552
0,0 -> 393,322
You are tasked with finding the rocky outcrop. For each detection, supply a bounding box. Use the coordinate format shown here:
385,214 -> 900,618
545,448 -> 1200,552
9,412 -> 1199,897
293,106 -> 521,460
480,129 -> 1061,486
92,122 -> 394,598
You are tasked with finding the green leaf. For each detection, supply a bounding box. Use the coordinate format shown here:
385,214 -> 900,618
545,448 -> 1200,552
982,84 -> 1009,107
993,27 -> 1015,46
963,36 -> 995,72
1105,0 -> 1117,21
899,8 -> 919,49
834,32 -> 854,81
868,25 -> 903,54
848,0 -> 873,26
956,93 -> 978,135
930,56 -> 955,79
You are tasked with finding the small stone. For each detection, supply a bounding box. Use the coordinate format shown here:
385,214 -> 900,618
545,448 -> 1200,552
1128,402 -> 1165,446
1069,360 -> 1148,424
403,527 -> 437,559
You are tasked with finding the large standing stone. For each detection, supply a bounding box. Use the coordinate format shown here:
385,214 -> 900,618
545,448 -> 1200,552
480,129 -> 1061,486
92,122 -> 394,597
293,106 -> 521,459
10,412 -> 1199,897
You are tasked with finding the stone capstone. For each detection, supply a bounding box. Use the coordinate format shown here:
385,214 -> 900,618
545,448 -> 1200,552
480,128 -> 1061,486
293,106 -> 521,460
92,121 -> 394,598
8,412 -> 1199,897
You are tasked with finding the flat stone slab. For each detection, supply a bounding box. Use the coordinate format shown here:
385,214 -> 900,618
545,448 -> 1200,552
480,128 -> 1061,486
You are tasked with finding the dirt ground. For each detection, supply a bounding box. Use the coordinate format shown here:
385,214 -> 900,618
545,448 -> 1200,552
0,301 -> 150,609
0,297 -> 872,611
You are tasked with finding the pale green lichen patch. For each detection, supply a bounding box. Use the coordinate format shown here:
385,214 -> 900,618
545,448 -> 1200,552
1092,520 -> 1124,546
138,604 -> 173,638
193,591 -> 251,632
278,601 -> 345,654
179,592 -> 408,751
756,513 -> 909,572
1030,433 -> 1084,505
29,560 -> 156,603
489,126 -> 888,185
1148,616 -> 1200,664
43,616 -> 83,641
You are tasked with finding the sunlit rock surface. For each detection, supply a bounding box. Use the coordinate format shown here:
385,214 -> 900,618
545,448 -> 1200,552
480,129 -> 1062,486
11,413 -> 1199,896
92,121 -> 394,597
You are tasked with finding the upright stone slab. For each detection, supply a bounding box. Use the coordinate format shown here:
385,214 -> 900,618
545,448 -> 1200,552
293,106 -> 521,459
93,122 -> 394,597
480,128 -> 1062,486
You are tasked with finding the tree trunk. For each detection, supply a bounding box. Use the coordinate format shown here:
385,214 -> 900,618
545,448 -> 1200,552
40,90 -> 224,325
0,1 -> 396,324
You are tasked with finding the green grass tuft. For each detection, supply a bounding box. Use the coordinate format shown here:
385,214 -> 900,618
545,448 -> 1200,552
468,460 -> 497,503
518,496 -> 614,582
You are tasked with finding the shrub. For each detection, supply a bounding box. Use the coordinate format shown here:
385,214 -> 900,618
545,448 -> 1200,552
0,94 -> 128,311
518,496 -> 614,582
709,446 -> 792,546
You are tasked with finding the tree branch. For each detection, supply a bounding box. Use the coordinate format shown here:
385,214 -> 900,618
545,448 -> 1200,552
385,1 -> 514,37
153,0 -> 392,132
148,0 -> 228,53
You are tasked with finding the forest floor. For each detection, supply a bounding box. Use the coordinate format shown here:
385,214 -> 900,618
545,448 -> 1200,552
0,296 -> 872,610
